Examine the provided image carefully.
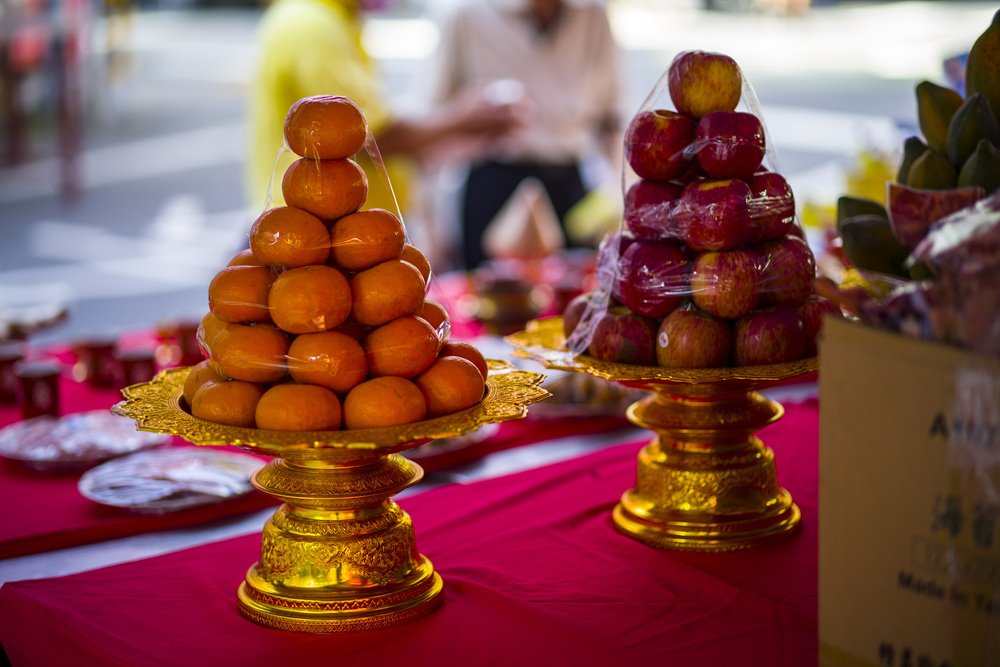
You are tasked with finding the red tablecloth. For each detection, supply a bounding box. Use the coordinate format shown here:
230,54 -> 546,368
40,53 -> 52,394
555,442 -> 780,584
0,400 -> 819,667
0,342 -> 629,559
411,414 -> 629,472
0,345 -> 278,560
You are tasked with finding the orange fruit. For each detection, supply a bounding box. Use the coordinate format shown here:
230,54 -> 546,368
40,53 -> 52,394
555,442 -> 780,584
343,376 -> 426,429
182,359 -> 226,407
351,259 -> 426,326
255,383 -> 342,431
330,208 -> 405,271
198,312 -> 228,356
334,317 -> 371,341
415,356 -> 486,417
208,265 -> 276,324
284,95 -> 368,160
287,330 -> 367,393
400,243 -> 432,283
268,265 -> 352,334
282,158 -> 367,221
211,323 -> 289,383
227,248 -> 263,267
420,299 -> 449,332
364,315 -> 438,378
440,341 -> 488,380
191,379 -> 265,428
249,206 -> 330,268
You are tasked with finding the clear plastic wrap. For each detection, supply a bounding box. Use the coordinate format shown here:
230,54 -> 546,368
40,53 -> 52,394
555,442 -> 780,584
564,51 -> 836,369
861,190 -> 1000,356
190,96 -> 485,432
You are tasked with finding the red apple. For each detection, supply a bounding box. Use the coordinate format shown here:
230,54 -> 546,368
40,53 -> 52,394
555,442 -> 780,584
668,50 -> 742,119
694,111 -> 766,179
675,159 -> 708,186
597,231 -> 635,304
624,110 -> 696,182
733,308 -> 807,366
758,236 -> 816,307
656,306 -> 731,368
672,179 -> 753,251
623,180 -> 683,241
691,249 -> 760,319
747,171 -> 795,242
798,295 -> 841,356
617,241 -> 689,319
563,291 -> 600,338
588,306 -> 658,365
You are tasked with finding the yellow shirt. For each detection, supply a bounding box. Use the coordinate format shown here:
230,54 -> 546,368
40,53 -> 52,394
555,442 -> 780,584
246,0 -> 412,218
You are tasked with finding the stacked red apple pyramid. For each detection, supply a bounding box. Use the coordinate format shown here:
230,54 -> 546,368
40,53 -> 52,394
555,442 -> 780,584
183,95 -> 489,431
566,51 -> 838,368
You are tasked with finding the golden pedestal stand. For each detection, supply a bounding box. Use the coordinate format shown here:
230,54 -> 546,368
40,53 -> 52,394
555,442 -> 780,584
507,317 -> 816,552
113,360 -> 549,632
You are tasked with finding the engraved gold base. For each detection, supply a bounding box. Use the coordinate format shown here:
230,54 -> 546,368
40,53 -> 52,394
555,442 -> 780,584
236,453 -> 443,633
113,361 -> 550,633
237,562 -> 443,633
507,317 -> 815,553
610,389 -> 801,551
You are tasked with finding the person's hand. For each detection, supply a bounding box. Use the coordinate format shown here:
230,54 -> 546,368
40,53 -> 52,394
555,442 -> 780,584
446,81 -> 528,140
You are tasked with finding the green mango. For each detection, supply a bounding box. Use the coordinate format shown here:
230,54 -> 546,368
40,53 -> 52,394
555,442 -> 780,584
839,214 -> 911,279
836,195 -> 887,234
966,9 -> 1000,127
946,93 -> 1000,168
915,80 -> 964,153
957,139 -> 1000,194
906,148 -> 958,190
896,136 -> 927,185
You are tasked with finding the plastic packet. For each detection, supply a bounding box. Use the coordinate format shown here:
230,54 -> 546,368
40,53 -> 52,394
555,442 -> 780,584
864,190 -> 1000,356
563,51 -> 834,369
185,96 -> 485,432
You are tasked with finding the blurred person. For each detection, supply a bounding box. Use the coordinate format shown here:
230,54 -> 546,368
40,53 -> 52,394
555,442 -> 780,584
431,0 -> 624,269
246,0 -> 521,230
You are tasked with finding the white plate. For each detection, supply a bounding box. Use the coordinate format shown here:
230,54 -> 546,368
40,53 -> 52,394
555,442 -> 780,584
0,410 -> 171,472
78,448 -> 264,513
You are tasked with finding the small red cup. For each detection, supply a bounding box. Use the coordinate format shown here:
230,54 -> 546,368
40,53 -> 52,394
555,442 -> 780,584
15,361 -> 62,420
0,343 -> 25,403
73,337 -> 119,387
116,348 -> 158,387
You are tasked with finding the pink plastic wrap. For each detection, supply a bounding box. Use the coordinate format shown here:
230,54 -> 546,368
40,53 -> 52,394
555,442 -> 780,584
188,96 -> 485,432
564,51 -> 834,369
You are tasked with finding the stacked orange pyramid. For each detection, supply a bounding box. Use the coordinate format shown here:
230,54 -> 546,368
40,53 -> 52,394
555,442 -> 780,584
182,96 -> 487,431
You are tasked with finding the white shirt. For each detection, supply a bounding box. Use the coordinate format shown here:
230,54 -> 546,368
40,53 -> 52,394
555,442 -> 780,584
431,0 -> 623,165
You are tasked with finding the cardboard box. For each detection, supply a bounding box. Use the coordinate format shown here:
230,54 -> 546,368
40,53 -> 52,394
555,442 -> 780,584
820,317 -> 1000,667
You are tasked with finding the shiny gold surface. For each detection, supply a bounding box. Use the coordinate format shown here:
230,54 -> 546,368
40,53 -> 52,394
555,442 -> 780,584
113,360 -> 549,632
507,317 -> 816,552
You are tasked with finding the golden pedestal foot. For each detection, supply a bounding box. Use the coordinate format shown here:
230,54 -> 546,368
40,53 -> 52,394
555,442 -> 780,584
235,453 -> 443,632
114,360 -> 548,632
507,317 -> 815,553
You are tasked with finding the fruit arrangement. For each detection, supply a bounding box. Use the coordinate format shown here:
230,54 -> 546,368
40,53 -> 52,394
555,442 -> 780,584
836,10 -> 999,287
829,11 -> 1000,357
184,96 -> 488,431
564,50 -> 838,368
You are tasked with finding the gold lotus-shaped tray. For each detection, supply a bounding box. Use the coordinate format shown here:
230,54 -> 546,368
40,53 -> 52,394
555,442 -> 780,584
506,317 -> 817,390
113,360 -> 549,457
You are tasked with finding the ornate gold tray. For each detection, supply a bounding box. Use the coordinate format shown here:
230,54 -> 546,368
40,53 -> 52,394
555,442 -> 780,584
114,360 -> 548,633
507,317 -> 816,552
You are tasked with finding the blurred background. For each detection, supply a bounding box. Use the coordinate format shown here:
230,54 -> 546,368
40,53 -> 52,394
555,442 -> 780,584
0,0 -> 992,344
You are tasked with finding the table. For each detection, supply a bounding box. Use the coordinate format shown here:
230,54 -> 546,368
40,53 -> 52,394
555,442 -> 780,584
0,330 -> 642,581
0,397 -> 818,666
